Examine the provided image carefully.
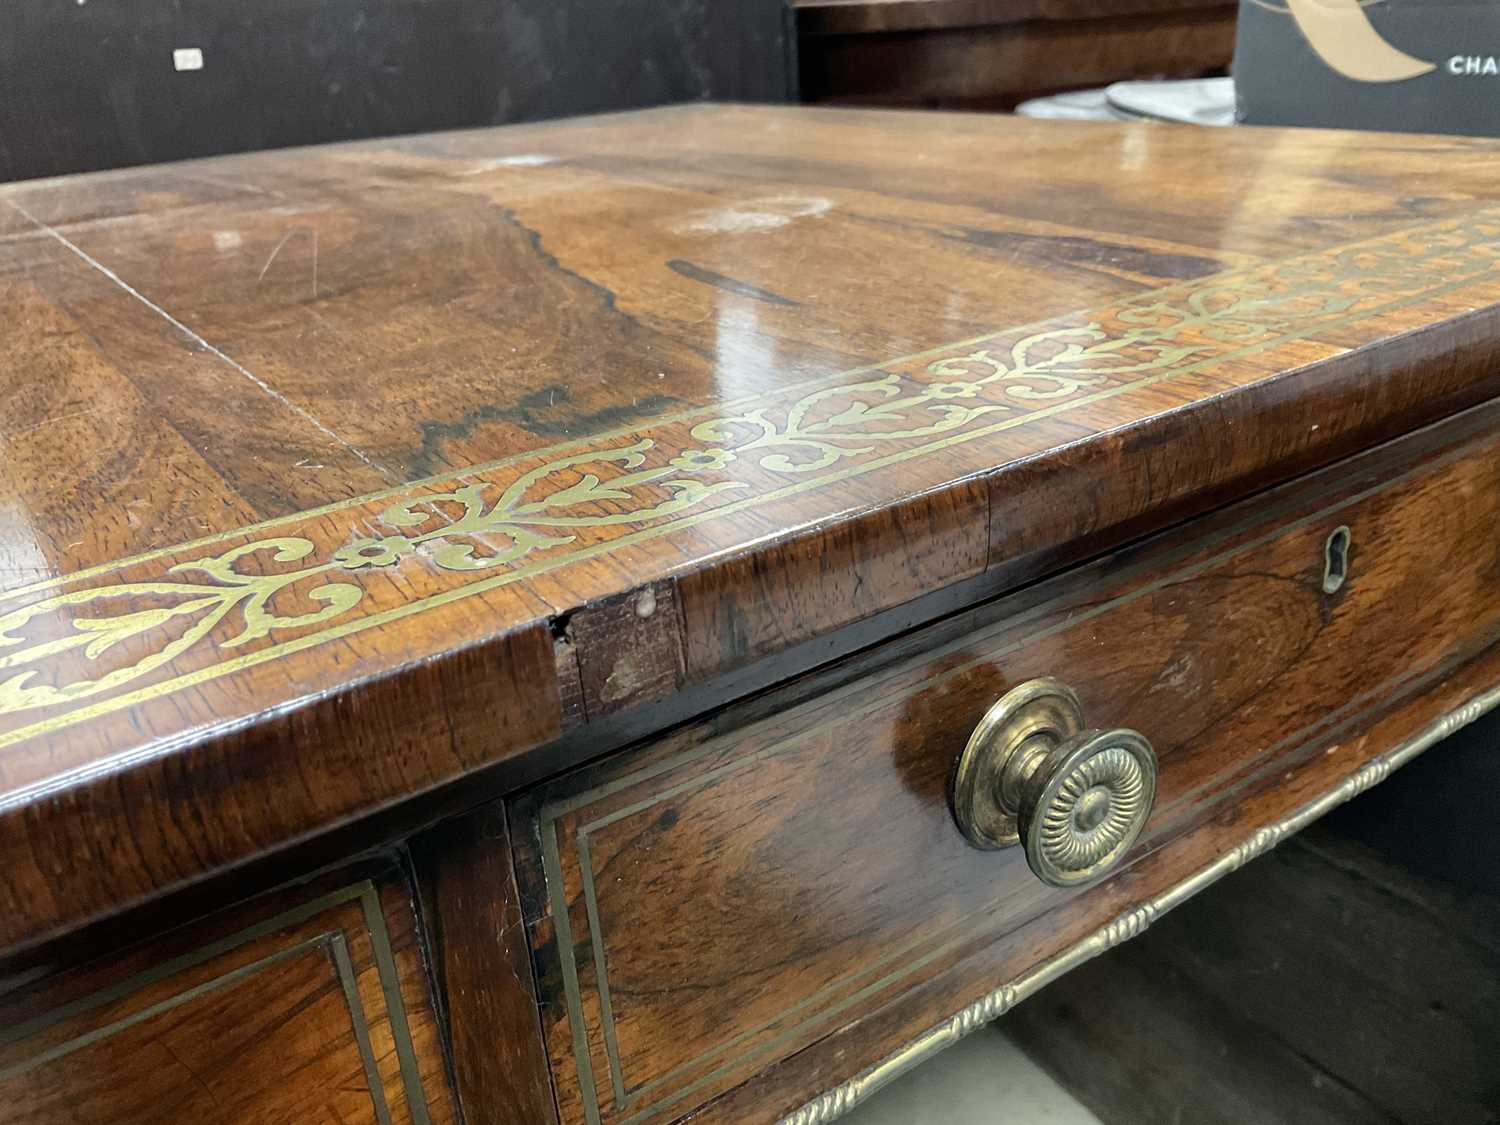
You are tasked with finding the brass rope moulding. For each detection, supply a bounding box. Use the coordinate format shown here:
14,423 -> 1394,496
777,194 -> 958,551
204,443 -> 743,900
952,678 -> 1158,887
783,681 -> 1500,1125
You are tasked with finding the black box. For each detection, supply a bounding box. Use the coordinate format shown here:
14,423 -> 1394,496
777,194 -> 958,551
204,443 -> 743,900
1235,0 -> 1500,136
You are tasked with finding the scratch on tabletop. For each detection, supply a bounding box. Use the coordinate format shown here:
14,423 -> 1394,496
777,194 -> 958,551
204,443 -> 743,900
177,169 -> 292,201
2,197 -> 394,484
2,407 -> 100,439
257,230 -> 297,280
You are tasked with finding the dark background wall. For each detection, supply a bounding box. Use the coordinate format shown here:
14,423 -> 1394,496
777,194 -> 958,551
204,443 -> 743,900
0,0 -> 795,183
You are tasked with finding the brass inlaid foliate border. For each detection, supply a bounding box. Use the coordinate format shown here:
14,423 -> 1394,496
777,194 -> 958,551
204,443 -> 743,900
535,424 -> 1500,1125
775,681 -> 1500,1125
5,210 -> 1500,751
0,881 -> 435,1125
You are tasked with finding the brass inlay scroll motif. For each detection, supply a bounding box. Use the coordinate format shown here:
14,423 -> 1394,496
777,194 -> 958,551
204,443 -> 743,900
0,443 -> 743,713
538,365 -> 1500,1125
4,210 -> 1500,737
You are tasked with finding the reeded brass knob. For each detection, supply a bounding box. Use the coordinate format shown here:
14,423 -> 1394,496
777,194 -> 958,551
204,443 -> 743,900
952,678 -> 1157,888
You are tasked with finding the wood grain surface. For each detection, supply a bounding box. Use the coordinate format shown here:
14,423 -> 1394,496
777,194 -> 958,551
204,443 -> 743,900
414,807 -> 559,1125
514,400 -> 1500,1125
0,859 -> 457,1125
7,106 -> 1500,954
696,619 -> 1500,1123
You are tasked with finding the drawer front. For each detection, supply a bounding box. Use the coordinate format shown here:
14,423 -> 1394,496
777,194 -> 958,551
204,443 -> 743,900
0,863 -> 456,1125
517,408 -> 1500,1125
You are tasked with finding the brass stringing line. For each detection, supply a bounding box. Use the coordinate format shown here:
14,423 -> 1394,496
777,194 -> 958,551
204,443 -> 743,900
11,342 -> 1484,780
1,210 -> 1498,736
0,260 -> 1494,755
587,645 -> 1489,1124
0,877 -> 433,1121
560,436 -> 1500,1117
0,444 -> 748,713
0,936 -> 341,1083
775,678 -> 1500,1125
0,310 -> 1169,604
545,424 -> 1496,1117
2,202 -> 1494,607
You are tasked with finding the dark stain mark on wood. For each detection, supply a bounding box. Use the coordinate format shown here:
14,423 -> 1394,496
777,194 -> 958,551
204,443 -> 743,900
666,259 -> 800,306
952,229 -> 1223,280
410,387 -> 679,478
845,208 -> 1223,281
500,205 -> 629,314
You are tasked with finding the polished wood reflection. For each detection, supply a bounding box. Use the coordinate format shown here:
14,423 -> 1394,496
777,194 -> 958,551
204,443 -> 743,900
7,106 -> 1500,954
516,402 -> 1500,1125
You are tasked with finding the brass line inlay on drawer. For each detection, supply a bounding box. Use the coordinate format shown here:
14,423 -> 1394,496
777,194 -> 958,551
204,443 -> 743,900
778,675 -> 1500,1125
537,420 -> 1500,1125
0,881 -> 434,1125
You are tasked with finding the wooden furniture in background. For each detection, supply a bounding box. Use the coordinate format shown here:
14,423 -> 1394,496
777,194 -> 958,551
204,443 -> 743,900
795,0 -> 1236,108
3,106 -> 1500,1123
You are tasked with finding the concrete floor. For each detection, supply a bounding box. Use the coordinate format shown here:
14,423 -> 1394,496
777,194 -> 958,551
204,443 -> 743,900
843,1024 -> 1103,1125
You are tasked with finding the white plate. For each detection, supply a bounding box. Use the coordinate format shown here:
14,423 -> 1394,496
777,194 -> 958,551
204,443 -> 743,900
1104,77 -> 1237,126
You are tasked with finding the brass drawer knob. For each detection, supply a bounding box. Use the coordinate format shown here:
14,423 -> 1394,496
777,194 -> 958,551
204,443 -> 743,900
952,678 -> 1157,888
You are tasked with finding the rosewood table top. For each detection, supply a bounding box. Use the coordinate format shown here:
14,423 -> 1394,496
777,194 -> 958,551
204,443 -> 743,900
5,104 -> 1500,955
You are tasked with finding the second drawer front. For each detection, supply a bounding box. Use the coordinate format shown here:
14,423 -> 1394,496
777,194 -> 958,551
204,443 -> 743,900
518,412 -> 1500,1125
0,864 -> 456,1125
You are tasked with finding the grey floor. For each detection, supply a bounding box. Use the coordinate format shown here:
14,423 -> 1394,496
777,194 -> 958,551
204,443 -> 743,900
842,1024 -> 1103,1125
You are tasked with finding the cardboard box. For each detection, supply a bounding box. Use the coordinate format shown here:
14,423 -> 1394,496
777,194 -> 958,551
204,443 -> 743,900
1235,0 -> 1500,135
